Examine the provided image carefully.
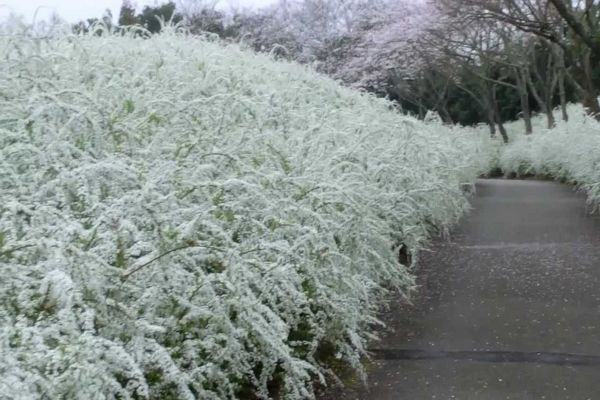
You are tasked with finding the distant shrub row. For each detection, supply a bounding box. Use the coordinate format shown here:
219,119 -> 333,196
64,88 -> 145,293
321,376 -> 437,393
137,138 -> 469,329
500,105 -> 600,206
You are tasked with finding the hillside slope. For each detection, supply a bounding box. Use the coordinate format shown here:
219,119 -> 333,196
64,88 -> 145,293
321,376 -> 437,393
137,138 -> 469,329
0,26 -> 493,399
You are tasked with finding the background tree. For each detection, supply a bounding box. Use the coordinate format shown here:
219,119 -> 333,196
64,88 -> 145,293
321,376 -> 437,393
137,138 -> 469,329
176,0 -> 227,35
448,0 -> 600,117
100,0 -> 590,134
117,1 -> 182,33
118,0 -> 138,26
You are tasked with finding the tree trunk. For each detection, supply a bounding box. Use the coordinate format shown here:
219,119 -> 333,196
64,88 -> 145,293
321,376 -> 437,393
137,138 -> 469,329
581,50 -> 600,118
555,46 -> 569,121
492,85 -> 509,143
521,96 -> 533,134
437,104 -> 453,124
487,108 -> 496,137
545,54 -> 559,129
546,107 -> 556,128
525,67 -> 555,129
515,67 -> 533,134
558,71 -> 568,121
495,114 -> 509,144
418,103 -> 426,120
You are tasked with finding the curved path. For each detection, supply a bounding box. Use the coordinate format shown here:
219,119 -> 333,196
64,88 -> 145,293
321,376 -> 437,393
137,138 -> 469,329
322,179 -> 600,399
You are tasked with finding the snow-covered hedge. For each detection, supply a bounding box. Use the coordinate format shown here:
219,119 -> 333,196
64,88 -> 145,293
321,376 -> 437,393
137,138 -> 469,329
0,26 -> 493,399
499,105 -> 600,205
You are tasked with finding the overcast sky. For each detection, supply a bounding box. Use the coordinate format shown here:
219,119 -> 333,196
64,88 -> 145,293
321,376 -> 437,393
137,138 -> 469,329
0,0 -> 275,23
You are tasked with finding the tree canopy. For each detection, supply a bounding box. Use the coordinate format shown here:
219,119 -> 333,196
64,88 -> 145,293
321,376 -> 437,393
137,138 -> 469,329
108,0 -> 600,137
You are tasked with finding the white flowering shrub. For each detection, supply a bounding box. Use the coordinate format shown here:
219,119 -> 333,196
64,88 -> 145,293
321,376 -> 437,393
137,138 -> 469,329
0,25 -> 493,399
499,105 -> 600,206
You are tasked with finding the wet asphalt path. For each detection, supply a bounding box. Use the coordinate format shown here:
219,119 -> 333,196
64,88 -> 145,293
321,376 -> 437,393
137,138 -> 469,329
322,179 -> 600,399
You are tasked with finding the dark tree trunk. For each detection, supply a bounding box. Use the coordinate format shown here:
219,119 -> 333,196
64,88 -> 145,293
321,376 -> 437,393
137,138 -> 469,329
491,85 -> 509,143
555,47 -> 569,122
418,103 -> 426,120
437,106 -> 454,124
526,45 -> 558,129
581,50 -> 600,118
558,72 -> 569,122
487,108 -> 496,137
526,69 -> 556,129
515,67 -> 533,134
521,95 -> 533,134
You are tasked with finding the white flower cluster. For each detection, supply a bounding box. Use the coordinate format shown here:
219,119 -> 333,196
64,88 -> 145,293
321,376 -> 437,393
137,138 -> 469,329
500,104 -> 600,205
0,26 -> 493,399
